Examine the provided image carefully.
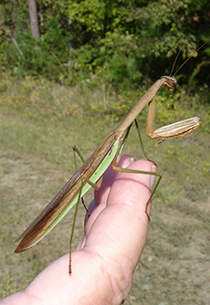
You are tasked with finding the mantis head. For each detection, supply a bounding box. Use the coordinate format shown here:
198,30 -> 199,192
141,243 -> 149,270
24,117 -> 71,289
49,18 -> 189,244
161,76 -> 177,92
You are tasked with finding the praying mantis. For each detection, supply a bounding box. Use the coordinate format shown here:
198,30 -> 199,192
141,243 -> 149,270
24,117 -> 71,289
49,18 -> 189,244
14,73 -> 201,274
15,39 -> 210,275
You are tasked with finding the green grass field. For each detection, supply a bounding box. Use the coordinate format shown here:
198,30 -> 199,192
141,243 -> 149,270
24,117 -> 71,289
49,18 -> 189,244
1,76 -> 209,304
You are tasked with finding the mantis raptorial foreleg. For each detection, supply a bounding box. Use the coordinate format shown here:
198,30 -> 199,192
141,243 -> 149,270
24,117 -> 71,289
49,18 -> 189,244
146,94 -> 200,140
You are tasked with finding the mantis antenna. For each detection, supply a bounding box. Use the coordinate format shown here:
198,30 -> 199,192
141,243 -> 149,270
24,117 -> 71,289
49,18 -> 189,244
173,39 -> 210,77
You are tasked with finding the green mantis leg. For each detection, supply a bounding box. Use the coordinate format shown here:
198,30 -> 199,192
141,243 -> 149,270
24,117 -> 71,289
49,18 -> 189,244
69,176 -> 100,275
111,157 -> 162,221
72,145 -> 85,170
134,119 -> 148,160
112,120 -> 162,221
72,145 -> 90,214
69,179 -> 83,275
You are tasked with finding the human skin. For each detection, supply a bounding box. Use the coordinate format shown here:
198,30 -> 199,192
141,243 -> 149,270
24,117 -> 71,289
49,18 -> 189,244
1,155 -> 156,305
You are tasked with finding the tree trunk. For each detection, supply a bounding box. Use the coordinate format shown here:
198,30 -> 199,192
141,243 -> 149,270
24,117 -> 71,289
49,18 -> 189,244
28,0 -> 40,40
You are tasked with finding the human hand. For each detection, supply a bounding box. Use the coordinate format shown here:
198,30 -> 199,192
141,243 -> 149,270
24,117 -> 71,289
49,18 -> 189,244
1,155 -> 156,305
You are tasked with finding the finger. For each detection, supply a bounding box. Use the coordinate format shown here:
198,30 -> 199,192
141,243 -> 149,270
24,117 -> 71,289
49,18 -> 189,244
84,155 -> 135,230
95,154 -> 135,206
85,159 -> 156,272
23,159 -> 156,305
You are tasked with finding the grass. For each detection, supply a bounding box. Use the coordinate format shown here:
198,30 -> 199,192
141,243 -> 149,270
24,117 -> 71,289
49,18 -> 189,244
0,75 -> 209,303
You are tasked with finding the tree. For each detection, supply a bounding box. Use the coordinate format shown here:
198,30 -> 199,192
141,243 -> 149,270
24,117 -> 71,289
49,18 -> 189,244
28,0 -> 39,40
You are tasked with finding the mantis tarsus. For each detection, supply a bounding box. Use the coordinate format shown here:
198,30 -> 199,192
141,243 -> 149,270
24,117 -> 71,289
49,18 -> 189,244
14,75 -> 201,274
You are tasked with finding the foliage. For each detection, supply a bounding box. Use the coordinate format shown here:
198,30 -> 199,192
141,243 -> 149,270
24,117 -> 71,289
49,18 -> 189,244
0,0 -> 210,92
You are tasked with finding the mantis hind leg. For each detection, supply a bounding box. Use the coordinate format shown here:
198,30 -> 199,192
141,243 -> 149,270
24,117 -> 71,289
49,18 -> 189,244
68,176 -> 102,275
69,179 -> 85,275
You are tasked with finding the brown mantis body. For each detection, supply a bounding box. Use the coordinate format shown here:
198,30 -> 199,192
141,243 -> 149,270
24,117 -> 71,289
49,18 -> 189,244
15,75 -> 201,274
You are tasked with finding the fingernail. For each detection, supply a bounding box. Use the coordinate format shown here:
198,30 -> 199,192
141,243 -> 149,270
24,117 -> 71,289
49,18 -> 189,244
129,157 -> 135,164
150,164 -> 157,188
76,236 -> 86,250
81,236 -> 86,249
